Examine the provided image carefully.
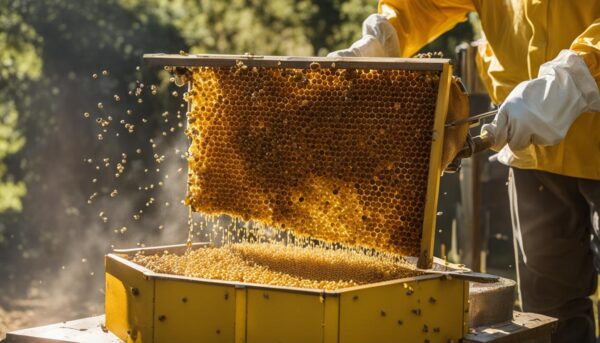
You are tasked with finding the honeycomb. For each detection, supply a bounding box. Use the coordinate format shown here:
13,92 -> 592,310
185,62 -> 441,257
132,243 -> 421,290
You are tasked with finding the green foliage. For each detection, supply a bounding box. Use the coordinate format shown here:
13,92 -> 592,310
0,102 -> 26,213
119,0 -> 317,55
0,4 -> 42,214
0,10 -> 42,80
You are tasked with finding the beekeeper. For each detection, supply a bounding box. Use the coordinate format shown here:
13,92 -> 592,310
329,1 -> 600,341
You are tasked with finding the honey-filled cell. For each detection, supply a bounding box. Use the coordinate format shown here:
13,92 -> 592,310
185,64 -> 441,257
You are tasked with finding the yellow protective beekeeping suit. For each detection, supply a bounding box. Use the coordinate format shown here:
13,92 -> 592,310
379,0 -> 600,180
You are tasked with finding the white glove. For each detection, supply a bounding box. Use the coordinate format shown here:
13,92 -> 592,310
327,14 -> 400,58
482,50 -> 600,151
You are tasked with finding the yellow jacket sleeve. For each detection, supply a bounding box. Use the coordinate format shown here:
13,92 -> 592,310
571,18 -> 600,90
378,0 -> 475,57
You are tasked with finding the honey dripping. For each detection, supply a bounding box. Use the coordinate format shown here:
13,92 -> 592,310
186,206 -> 194,250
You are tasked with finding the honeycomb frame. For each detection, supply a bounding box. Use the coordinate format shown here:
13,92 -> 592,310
145,54 -> 452,269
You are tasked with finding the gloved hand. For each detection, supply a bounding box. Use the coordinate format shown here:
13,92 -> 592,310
482,50 -> 600,151
327,14 -> 400,58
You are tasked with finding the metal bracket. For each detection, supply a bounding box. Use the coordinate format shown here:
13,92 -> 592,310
445,109 -> 497,128
444,109 -> 497,173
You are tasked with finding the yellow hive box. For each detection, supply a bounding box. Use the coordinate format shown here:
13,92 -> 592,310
105,243 -> 469,343
104,54 -> 466,343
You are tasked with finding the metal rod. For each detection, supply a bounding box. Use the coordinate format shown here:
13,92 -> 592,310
445,109 -> 498,128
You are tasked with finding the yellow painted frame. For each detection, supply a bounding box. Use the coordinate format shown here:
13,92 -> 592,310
105,243 -> 468,343
418,63 -> 453,269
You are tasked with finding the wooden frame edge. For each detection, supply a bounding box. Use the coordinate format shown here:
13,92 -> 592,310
143,53 -> 449,71
418,63 -> 452,269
